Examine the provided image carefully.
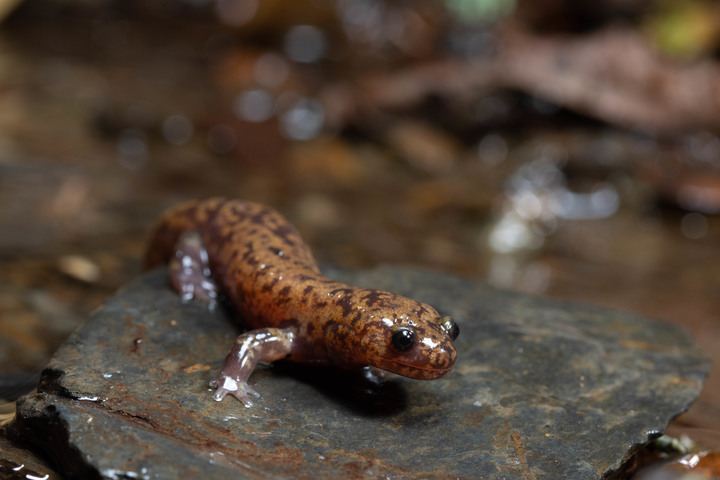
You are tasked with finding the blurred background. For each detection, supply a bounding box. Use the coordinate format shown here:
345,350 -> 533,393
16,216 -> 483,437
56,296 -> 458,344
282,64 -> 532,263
0,0 -> 719,456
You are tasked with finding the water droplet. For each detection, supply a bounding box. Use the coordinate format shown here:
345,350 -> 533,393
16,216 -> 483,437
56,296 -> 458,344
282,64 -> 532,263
234,89 -> 274,122
338,0 -> 385,46
280,98 -> 324,140
284,25 -> 326,64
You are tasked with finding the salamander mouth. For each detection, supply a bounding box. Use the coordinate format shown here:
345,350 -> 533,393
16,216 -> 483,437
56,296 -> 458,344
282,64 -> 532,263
374,357 -> 454,380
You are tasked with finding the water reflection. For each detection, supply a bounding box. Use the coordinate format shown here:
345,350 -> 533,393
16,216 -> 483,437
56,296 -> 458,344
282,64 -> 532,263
551,184 -> 619,220
338,0 -> 386,47
486,155 -> 620,290
488,211 -> 541,254
280,97 -> 324,141
506,158 -> 620,223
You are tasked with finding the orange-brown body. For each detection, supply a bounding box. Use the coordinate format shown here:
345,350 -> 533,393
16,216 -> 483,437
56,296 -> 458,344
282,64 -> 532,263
145,198 -> 458,406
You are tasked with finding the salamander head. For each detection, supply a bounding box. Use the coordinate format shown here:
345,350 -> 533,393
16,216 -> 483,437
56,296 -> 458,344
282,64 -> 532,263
360,303 -> 459,380
323,287 -> 459,379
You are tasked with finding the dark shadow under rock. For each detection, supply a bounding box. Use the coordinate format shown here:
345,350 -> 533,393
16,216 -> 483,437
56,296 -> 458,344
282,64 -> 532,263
7,267 -> 710,479
0,434 -> 62,480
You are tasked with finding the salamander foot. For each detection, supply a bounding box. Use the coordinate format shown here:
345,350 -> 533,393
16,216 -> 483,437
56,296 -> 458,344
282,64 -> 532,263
209,374 -> 261,408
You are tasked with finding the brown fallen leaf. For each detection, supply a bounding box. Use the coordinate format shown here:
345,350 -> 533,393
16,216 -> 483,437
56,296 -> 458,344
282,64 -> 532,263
343,24 -> 720,135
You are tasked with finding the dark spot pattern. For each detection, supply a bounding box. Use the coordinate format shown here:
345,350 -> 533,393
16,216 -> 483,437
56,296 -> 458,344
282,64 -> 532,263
143,198 -> 457,380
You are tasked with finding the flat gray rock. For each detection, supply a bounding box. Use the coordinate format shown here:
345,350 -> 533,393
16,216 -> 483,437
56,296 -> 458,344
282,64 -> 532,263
8,267 -> 710,479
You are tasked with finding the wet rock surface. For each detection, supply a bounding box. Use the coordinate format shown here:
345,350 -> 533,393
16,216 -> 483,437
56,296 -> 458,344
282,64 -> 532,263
7,267 -> 710,479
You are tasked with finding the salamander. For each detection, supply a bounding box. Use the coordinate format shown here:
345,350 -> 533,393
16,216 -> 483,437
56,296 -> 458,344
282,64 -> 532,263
144,198 -> 459,407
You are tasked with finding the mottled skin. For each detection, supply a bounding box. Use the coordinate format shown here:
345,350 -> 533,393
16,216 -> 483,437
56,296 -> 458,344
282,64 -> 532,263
144,198 -> 458,407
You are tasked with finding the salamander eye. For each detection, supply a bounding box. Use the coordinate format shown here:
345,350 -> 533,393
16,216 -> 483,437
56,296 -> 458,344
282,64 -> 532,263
391,327 -> 417,352
440,316 -> 459,341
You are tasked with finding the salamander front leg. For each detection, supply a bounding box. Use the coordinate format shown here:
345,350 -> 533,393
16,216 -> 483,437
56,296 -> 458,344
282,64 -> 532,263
210,327 -> 296,407
169,230 -> 220,309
